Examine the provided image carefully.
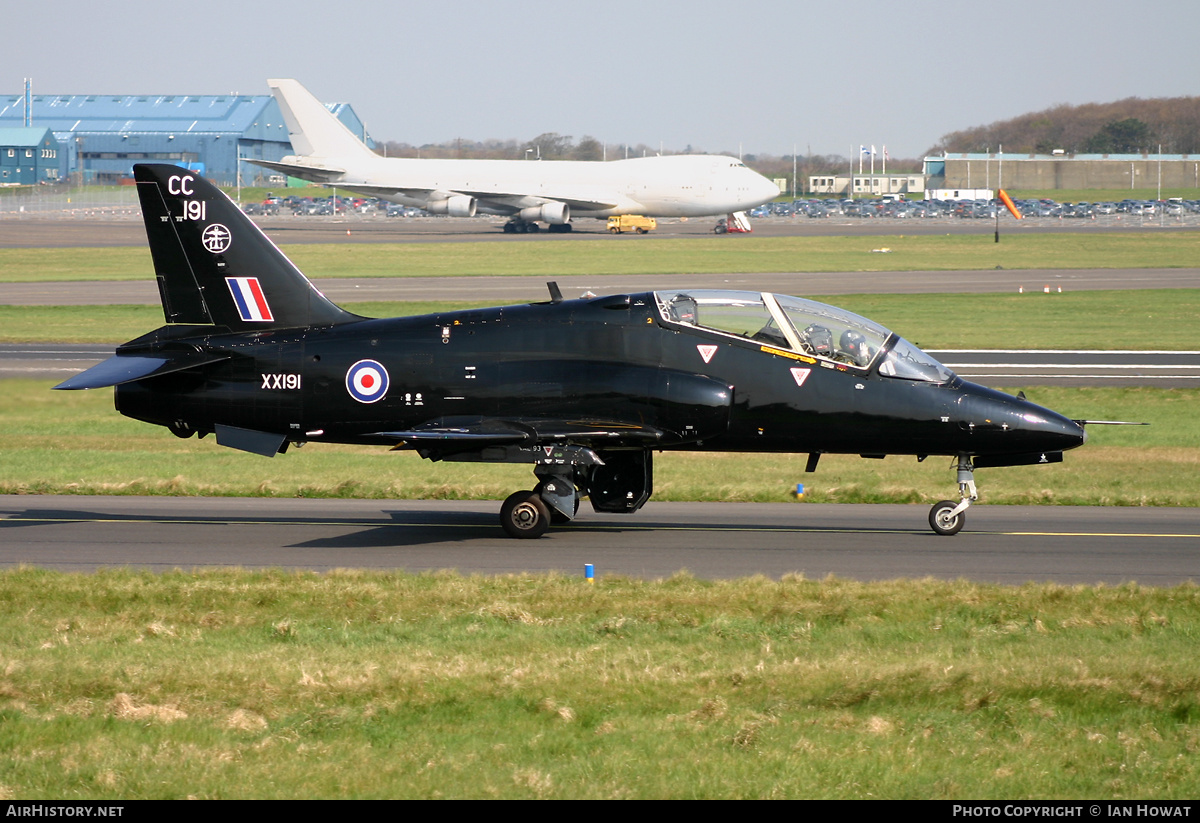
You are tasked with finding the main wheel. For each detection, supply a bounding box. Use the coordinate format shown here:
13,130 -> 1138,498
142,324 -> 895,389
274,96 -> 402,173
500,490 -> 551,539
929,500 -> 965,536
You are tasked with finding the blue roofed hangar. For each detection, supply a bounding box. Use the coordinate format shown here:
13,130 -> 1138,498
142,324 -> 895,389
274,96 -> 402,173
0,91 -> 372,185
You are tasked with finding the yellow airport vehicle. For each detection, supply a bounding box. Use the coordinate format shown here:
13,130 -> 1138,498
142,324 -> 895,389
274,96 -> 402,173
607,215 -> 657,234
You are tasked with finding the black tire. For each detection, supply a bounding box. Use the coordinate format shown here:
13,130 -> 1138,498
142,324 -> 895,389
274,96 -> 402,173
929,500 -> 965,536
636,227 -> 647,234
500,490 -> 551,539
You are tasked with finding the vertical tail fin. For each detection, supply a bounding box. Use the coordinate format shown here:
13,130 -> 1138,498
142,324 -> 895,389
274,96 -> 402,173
267,78 -> 378,161
134,163 -> 359,331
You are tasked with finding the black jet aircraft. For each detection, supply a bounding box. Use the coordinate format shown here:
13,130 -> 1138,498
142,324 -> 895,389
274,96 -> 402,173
57,164 -> 1091,538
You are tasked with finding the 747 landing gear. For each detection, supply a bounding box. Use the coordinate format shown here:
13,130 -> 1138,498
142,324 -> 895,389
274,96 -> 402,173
502,218 -> 573,234
502,219 -> 540,233
928,456 -> 977,536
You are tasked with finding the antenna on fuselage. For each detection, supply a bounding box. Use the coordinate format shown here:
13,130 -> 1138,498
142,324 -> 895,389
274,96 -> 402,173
547,281 -> 564,303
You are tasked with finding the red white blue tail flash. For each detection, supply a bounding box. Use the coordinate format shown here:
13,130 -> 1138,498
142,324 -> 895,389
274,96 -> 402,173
226,277 -> 274,322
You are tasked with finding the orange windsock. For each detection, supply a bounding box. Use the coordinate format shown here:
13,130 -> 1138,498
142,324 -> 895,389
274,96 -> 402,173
998,189 -> 1022,220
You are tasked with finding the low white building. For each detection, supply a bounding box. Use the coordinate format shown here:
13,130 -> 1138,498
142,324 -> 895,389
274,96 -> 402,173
809,173 -> 925,197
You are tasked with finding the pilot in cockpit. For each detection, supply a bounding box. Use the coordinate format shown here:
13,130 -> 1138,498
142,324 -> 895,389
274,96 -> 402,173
837,330 -> 873,367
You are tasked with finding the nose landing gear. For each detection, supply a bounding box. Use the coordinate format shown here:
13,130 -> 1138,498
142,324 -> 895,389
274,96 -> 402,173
929,456 -> 976,536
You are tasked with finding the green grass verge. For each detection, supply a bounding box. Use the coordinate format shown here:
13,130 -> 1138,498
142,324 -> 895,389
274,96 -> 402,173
3,232 -> 1200,283
1,381 -> 1190,505
3,289 -> 1198,351
0,567 -> 1196,798
1005,188 -> 1200,203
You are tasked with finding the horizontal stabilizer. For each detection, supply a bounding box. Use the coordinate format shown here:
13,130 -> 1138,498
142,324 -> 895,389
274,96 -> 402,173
244,157 -> 347,183
53,350 -> 230,391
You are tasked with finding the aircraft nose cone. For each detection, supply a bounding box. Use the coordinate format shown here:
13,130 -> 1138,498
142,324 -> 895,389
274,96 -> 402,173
958,384 -> 1086,454
754,175 -> 781,205
1021,409 -> 1087,452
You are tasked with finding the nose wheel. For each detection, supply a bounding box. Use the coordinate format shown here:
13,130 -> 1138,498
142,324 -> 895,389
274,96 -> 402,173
929,456 -> 976,536
929,500 -> 966,535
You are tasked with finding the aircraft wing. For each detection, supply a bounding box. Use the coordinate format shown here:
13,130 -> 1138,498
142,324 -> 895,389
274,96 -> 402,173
375,418 -> 664,457
332,184 -> 621,213
458,190 -> 622,212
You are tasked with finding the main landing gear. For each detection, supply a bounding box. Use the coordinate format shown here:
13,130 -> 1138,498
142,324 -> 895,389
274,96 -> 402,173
496,450 -> 651,538
502,219 -> 573,234
499,467 -> 583,539
928,456 -> 977,536
500,490 -> 552,538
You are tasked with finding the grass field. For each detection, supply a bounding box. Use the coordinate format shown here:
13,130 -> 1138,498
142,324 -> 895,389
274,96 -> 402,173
3,289 -> 1200,351
0,568 -> 1196,799
3,232 -> 1200,283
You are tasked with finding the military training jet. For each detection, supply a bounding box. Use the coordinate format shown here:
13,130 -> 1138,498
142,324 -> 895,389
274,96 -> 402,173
57,164 -> 1093,538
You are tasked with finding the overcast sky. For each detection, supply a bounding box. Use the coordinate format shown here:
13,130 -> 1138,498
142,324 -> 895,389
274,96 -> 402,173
10,0 -> 1199,160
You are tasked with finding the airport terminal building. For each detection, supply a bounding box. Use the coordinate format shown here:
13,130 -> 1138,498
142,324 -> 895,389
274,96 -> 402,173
0,92 -> 372,186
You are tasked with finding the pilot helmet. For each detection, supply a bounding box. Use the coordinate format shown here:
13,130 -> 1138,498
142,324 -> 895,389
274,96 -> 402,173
840,330 -> 869,364
671,297 -> 697,324
803,325 -> 833,356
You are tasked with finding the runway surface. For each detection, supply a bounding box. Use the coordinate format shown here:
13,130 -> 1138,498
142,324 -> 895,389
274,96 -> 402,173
1,496 -> 1196,585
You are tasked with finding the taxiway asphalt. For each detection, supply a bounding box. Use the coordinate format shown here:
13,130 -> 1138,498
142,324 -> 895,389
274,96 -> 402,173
2,496 -> 1196,585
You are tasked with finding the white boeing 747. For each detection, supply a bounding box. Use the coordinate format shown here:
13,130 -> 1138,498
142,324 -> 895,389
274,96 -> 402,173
248,79 -> 780,232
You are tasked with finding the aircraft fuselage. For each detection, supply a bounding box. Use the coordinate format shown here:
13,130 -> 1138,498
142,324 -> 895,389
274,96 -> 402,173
115,293 -> 1084,462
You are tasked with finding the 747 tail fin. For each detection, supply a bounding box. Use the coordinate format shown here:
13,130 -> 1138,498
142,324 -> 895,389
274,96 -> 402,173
267,78 -> 378,161
133,164 -> 359,331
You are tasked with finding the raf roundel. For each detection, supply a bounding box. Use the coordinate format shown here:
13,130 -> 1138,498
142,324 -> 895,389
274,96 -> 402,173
346,360 -> 389,404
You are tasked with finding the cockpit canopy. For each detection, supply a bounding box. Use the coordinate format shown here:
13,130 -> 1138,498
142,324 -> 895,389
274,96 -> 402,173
655,290 -> 955,384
